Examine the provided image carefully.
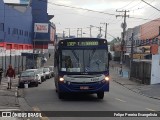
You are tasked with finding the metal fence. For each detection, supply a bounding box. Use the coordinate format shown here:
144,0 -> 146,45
0,55 -> 26,75
130,61 -> 151,85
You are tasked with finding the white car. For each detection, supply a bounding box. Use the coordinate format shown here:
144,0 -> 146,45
43,67 -> 52,79
26,69 -> 42,84
49,66 -> 54,77
37,68 -> 46,81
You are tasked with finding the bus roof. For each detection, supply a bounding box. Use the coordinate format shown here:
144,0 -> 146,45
58,37 -> 107,42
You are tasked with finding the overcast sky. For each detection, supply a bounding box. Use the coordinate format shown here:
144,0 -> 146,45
4,0 -> 160,41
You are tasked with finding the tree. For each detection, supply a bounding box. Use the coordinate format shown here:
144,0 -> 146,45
110,37 -> 122,51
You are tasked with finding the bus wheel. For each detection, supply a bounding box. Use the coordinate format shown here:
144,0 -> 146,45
58,92 -> 64,99
97,92 -> 104,99
55,89 -> 58,93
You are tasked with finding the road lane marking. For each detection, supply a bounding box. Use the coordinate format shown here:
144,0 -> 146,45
145,108 -> 156,111
33,106 -> 49,120
115,98 -> 126,103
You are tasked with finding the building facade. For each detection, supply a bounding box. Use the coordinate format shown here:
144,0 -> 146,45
0,0 -> 56,72
0,0 -> 32,72
31,0 -> 55,54
125,18 -> 160,84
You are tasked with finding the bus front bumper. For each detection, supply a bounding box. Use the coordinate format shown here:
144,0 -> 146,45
58,81 -> 109,93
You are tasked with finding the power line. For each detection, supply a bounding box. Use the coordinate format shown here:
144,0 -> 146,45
39,0 -> 155,21
141,0 -> 160,11
117,0 -> 137,10
39,0 -> 115,16
126,1 -> 142,10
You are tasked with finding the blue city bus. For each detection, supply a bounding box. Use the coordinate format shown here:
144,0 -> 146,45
54,38 -> 110,99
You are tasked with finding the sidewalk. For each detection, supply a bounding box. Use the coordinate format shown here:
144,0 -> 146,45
0,77 -> 19,109
110,61 -> 160,100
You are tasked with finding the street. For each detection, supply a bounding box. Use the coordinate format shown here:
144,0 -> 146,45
19,76 -> 160,120
1,0 -> 160,120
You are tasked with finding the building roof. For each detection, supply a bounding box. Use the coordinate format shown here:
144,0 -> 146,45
48,15 -> 54,20
5,3 -> 28,6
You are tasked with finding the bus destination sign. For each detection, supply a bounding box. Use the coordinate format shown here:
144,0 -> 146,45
66,41 -> 99,46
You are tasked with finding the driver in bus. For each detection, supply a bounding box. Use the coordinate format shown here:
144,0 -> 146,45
64,56 -> 73,68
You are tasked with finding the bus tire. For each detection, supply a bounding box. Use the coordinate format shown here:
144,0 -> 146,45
55,89 -> 58,93
58,92 -> 64,99
97,92 -> 104,99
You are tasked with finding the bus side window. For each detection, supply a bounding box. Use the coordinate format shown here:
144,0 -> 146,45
54,52 -> 59,66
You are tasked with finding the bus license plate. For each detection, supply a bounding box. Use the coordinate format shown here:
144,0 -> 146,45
80,86 -> 89,90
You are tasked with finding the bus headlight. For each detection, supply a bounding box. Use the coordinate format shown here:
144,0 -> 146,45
59,77 -> 64,82
105,76 -> 109,81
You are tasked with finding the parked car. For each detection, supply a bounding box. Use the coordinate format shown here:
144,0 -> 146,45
26,69 -> 42,84
49,66 -> 54,77
18,71 -> 39,88
43,67 -> 52,79
37,68 -> 46,81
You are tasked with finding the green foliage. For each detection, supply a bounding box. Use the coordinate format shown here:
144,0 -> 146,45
110,37 -> 122,51
110,37 -> 121,44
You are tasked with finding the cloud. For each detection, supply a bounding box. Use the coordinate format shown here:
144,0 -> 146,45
55,0 -> 73,5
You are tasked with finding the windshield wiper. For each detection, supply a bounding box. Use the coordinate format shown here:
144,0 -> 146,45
87,49 -> 96,67
71,50 -> 79,62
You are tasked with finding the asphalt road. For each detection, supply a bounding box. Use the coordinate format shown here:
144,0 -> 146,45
21,77 -> 160,120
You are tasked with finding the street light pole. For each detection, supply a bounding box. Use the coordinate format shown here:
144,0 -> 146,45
129,33 -> 134,79
33,32 -> 36,53
63,31 -> 65,38
10,48 -> 11,64
65,28 -> 70,37
105,23 -> 109,40
80,28 -> 82,37
100,23 -> 109,39
77,28 -> 82,37
89,25 -> 93,38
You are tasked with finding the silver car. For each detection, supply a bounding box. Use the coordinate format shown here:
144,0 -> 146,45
43,67 -> 52,79
49,66 -> 54,77
18,71 -> 39,88
26,69 -> 42,84
37,68 -> 46,81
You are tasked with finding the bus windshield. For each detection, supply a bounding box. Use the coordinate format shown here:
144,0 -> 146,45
61,49 -> 108,73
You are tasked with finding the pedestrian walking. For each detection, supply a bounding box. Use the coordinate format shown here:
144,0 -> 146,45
6,65 -> 15,89
0,67 -> 3,85
49,53 -> 51,58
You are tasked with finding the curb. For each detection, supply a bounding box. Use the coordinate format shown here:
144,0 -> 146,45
113,79 -> 160,100
18,89 -> 41,120
15,87 -> 18,97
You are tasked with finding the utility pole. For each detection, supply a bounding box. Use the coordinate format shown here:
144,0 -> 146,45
65,28 -> 70,38
80,28 -> 82,37
63,31 -> 65,38
99,27 -> 102,35
77,28 -> 79,37
100,23 -> 109,39
89,25 -> 94,38
105,23 -> 109,40
116,10 -> 129,74
97,27 -> 102,38
77,28 -> 82,37
129,33 -> 134,79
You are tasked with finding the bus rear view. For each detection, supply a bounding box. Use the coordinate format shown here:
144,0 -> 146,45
54,38 -> 110,99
